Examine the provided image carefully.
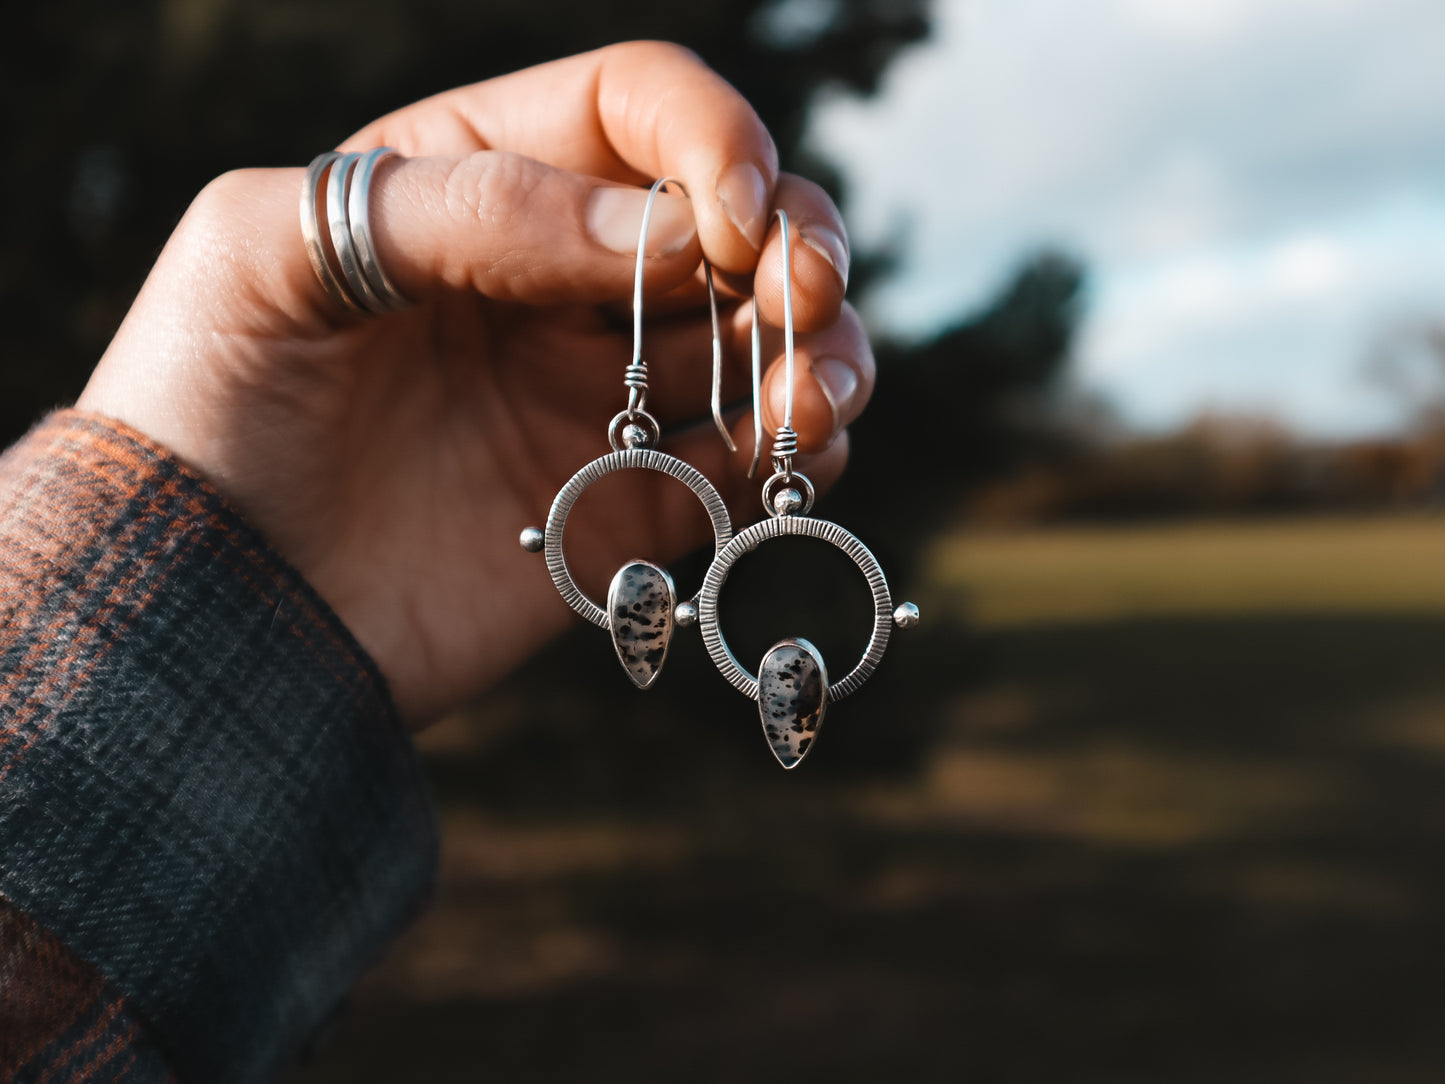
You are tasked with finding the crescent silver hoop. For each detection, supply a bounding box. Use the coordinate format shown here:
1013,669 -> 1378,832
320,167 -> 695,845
697,514 -> 894,703
544,448 -> 733,630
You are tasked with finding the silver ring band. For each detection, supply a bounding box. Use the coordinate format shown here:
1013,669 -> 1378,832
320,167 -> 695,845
349,148 -> 411,311
327,152 -> 386,312
301,147 -> 411,315
300,153 -> 365,314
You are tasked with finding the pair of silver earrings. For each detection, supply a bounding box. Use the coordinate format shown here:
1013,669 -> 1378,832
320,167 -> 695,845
519,179 -> 919,769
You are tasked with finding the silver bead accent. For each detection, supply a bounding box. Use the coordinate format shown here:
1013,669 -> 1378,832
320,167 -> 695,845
675,600 -> 699,627
519,526 -> 545,553
621,423 -> 650,449
773,488 -> 804,517
760,470 -> 815,518
893,601 -> 920,629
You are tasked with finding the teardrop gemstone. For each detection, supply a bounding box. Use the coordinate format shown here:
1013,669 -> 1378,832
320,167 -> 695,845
758,638 -> 828,769
607,560 -> 677,689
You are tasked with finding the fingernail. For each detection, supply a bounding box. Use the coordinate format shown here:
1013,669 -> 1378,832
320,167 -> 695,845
586,188 -> 697,256
811,357 -> 858,439
716,162 -> 768,250
801,222 -> 850,287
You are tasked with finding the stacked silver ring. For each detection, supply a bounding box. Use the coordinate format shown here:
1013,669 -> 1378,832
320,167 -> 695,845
300,147 -> 412,315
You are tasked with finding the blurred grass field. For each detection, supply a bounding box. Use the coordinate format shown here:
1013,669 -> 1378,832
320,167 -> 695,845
932,515 -> 1445,626
293,514 -> 1445,1084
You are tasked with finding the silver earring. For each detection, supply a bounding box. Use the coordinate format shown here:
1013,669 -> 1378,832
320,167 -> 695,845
697,210 -> 920,770
520,178 -> 734,689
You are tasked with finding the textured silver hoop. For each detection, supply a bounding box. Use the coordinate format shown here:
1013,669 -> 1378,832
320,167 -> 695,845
697,515 -> 894,703
545,449 -> 733,629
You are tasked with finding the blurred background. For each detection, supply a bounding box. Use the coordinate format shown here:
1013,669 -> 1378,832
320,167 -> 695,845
9,0 -> 1445,1079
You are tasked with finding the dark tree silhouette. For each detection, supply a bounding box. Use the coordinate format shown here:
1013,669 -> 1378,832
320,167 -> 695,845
827,250 -> 1088,567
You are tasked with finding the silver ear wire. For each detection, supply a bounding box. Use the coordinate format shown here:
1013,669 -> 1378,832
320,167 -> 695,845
707,264 -> 736,453
777,209 -> 796,434
749,294 -> 763,479
633,177 -> 734,456
748,209 -> 798,482
626,177 -> 677,421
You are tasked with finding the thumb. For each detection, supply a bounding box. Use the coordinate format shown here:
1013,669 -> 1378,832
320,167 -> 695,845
363,151 -> 702,307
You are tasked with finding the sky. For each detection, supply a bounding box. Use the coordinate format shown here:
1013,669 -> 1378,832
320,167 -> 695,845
806,0 -> 1445,437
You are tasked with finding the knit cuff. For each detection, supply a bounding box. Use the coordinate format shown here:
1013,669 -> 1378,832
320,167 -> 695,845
0,411 -> 437,1084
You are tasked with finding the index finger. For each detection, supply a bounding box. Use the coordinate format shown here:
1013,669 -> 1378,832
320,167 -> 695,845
344,42 -> 779,274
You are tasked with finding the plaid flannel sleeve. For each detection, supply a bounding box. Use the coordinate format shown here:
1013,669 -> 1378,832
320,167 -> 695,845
0,411 -> 438,1084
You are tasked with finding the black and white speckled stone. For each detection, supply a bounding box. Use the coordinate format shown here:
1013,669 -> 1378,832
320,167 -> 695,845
757,638 -> 828,769
607,560 -> 676,689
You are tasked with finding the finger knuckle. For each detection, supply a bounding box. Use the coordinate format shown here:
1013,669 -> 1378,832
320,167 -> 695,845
442,152 -> 549,296
186,169 -> 257,231
156,169 -> 275,303
174,168 -> 268,262
444,152 -> 541,229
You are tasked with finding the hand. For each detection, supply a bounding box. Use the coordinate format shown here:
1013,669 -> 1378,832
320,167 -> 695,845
77,42 -> 874,724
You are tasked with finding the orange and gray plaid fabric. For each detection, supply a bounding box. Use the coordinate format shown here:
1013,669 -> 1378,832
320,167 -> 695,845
0,412 -> 437,1083
0,899 -> 174,1082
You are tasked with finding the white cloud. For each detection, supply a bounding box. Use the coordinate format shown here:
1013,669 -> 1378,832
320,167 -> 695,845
807,0 -> 1445,435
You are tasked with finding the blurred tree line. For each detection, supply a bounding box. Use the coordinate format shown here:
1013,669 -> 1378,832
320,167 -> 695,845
958,307 -> 1445,526
967,413 -> 1445,525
